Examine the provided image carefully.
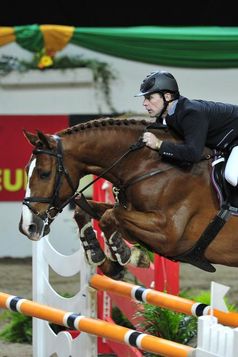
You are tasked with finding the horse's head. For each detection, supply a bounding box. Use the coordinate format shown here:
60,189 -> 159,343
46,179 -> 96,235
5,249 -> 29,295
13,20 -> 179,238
19,130 -> 78,241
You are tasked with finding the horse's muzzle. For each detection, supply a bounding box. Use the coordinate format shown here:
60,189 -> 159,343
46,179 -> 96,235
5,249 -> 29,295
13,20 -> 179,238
19,213 -> 50,241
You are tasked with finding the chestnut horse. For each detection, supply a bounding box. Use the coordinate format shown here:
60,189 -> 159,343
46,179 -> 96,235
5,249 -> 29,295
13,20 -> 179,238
19,117 -> 238,278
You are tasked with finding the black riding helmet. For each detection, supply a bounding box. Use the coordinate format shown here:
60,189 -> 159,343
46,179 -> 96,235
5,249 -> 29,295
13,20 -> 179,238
135,71 -> 180,122
135,70 -> 179,97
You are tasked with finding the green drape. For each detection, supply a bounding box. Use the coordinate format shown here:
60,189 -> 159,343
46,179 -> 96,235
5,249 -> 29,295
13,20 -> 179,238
1,25 -> 238,68
71,27 -> 238,68
14,25 -> 44,53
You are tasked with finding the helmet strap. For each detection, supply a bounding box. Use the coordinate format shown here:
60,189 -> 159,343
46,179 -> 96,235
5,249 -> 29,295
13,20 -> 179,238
156,92 -> 172,123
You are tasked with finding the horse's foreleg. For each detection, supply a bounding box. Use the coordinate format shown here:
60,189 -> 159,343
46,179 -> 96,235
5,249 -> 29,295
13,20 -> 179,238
74,208 -> 106,265
113,206 -> 171,256
99,209 -> 151,268
73,200 -> 125,279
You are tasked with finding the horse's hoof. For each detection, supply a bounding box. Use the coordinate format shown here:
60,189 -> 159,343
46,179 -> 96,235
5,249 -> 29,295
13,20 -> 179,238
130,246 -> 151,268
103,262 -> 126,280
110,269 -> 125,280
110,269 -> 126,280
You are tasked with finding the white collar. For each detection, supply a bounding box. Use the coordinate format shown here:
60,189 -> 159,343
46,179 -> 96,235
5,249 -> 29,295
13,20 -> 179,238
167,99 -> 178,116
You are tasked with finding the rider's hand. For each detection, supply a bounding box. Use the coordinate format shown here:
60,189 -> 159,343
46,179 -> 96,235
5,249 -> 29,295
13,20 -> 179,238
142,132 -> 162,150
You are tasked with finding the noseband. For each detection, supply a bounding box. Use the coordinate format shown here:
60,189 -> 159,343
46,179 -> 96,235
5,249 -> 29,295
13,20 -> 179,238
23,135 -> 77,222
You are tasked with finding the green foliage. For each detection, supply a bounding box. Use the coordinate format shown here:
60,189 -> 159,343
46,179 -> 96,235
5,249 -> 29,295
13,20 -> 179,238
136,303 -> 197,343
0,54 -> 117,111
135,288 -> 238,357
0,310 -> 32,344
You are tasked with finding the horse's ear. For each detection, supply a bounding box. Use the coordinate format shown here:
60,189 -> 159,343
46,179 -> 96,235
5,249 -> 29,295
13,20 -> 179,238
23,129 -> 38,146
36,130 -> 52,149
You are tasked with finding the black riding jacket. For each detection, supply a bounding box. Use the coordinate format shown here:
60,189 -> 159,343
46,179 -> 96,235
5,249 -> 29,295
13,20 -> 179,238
159,96 -> 238,162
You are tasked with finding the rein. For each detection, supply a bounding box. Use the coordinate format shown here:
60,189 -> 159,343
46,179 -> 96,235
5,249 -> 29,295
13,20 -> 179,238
76,138 -> 146,195
73,138 -> 148,217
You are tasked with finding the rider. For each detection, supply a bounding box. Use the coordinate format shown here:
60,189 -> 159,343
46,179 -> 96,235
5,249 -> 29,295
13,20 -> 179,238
135,70 -> 238,198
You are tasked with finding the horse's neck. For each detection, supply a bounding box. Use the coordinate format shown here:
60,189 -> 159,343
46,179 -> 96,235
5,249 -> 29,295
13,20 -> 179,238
62,123 -> 211,189
64,125 -> 143,184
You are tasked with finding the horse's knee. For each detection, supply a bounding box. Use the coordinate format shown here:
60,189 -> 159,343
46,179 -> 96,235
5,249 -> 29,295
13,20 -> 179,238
74,208 -> 91,227
73,207 -> 82,221
99,209 -> 116,231
99,211 -> 109,230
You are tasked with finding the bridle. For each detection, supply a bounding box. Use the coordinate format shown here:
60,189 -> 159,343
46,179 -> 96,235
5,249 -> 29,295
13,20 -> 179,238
23,131 -> 142,223
23,135 -> 146,223
23,135 -> 77,223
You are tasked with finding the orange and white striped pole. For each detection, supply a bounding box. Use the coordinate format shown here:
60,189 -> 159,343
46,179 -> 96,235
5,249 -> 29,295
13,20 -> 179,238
90,274 -> 238,328
0,292 -> 194,357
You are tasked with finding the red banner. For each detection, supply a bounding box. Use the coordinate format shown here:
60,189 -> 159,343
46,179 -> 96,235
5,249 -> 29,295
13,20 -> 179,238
0,115 -> 68,201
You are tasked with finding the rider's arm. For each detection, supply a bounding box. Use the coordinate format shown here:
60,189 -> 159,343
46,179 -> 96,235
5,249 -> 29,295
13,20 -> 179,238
159,112 -> 209,162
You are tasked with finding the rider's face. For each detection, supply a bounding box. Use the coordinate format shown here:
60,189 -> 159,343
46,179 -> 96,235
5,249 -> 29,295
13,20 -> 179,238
143,93 -> 165,117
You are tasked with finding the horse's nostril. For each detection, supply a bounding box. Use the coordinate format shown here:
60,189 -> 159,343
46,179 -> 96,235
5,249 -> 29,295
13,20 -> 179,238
28,224 -> 37,234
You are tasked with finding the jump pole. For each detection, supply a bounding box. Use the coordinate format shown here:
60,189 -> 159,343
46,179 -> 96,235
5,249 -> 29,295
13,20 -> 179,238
0,292 -> 194,357
90,274 -> 238,328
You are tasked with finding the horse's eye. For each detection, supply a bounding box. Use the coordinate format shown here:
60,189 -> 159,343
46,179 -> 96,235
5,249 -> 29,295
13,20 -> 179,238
39,171 -> 51,180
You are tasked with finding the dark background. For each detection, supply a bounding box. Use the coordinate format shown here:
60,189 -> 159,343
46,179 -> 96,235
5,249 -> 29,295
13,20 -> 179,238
1,1 -> 237,27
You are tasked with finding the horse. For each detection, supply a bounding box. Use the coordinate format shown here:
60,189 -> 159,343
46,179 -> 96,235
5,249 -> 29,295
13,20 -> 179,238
19,117 -> 238,279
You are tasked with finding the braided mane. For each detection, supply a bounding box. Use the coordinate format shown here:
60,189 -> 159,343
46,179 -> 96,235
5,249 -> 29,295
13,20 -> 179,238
57,117 -> 150,137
